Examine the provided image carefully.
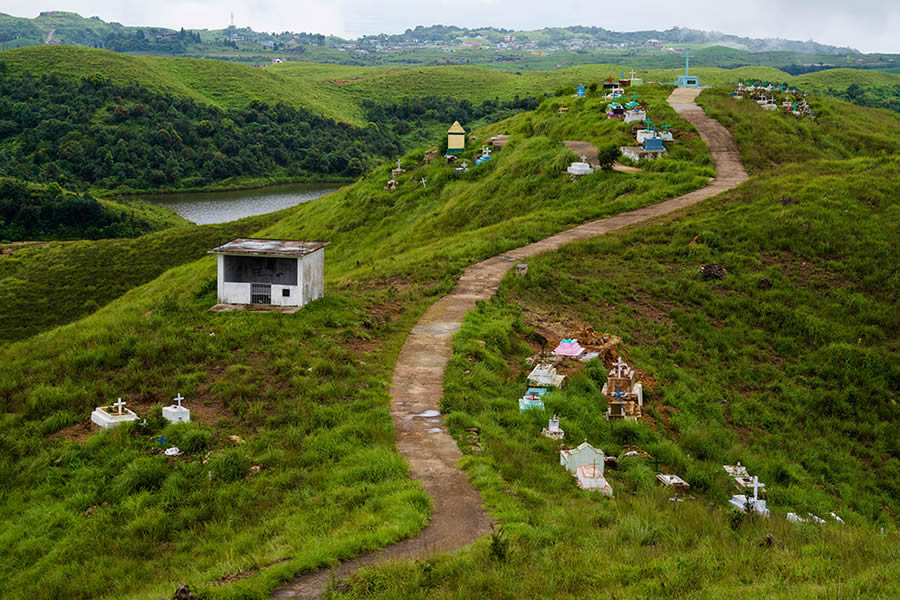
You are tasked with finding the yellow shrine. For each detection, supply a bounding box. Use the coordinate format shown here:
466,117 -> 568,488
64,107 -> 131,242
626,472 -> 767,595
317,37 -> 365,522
447,121 -> 466,154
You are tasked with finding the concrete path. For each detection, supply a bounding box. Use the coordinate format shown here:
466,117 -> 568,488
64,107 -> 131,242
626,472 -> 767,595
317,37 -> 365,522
273,87 -> 746,599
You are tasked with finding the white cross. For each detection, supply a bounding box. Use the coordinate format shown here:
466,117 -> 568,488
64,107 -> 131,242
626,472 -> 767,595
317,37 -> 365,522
173,393 -> 184,409
581,154 -> 588,163
461,161 -> 468,168
397,159 -> 402,169
629,69 -> 637,79
420,177 -> 427,188
749,475 -> 765,501
113,398 -> 126,415
612,357 -> 628,377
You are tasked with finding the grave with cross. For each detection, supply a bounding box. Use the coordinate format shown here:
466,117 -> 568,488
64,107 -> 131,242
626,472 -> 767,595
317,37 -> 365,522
675,49 -> 701,87
729,475 -> 770,516
91,397 -> 139,429
163,392 -> 191,424
602,356 -> 645,421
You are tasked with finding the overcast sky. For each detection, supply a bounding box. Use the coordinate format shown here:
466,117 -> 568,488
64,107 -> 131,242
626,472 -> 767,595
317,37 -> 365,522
4,1 -> 899,53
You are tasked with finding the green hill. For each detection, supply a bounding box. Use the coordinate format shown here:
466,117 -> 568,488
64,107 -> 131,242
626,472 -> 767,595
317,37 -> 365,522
0,76 -> 897,600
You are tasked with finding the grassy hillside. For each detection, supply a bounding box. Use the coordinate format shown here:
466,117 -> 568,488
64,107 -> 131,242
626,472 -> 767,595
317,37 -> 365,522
697,89 -> 900,173
0,210 -> 284,343
0,84 -> 714,600
797,68 -> 900,91
0,81 -> 896,599
0,46 -> 795,125
325,144 -> 899,600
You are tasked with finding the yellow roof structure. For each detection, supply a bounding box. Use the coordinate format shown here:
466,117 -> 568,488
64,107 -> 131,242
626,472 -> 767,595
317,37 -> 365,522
448,121 -> 465,134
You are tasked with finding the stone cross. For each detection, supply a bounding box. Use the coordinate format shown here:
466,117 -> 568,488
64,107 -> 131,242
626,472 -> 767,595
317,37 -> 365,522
173,393 -> 184,409
749,475 -> 764,501
683,49 -> 693,76
113,398 -> 126,415
612,357 -> 628,377
581,154 -> 588,163
420,177 -> 427,188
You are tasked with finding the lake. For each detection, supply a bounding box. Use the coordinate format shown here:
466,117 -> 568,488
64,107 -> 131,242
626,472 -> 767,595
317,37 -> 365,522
144,183 -> 340,224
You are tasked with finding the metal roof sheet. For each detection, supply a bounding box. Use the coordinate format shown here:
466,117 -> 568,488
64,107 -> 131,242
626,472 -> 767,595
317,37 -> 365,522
209,238 -> 329,257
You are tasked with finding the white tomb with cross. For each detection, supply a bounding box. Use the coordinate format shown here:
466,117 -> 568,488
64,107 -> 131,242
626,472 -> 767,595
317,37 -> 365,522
567,154 -> 594,176
528,364 -> 566,388
162,393 -> 191,424
729,475 -> 770,516
91,397 -> 139,429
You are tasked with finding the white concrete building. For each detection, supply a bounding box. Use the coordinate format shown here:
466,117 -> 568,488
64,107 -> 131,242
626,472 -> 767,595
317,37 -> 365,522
209,239 -> 329,309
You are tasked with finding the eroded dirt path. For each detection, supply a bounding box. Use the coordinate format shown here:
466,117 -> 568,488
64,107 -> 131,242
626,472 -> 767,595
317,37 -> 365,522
273,87 -> 746,599
563,140 -> 642,174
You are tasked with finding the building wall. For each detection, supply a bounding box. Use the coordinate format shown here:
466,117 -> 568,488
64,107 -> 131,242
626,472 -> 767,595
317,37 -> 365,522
222,282 -> 252,304
299,249 -> 325,305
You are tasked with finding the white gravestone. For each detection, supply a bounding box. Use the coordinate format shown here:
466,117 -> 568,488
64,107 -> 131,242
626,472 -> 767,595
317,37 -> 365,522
542,414 -> 565,440
162,393 -> 191,424
729,475 -> 769,517
91,397 -> 139,429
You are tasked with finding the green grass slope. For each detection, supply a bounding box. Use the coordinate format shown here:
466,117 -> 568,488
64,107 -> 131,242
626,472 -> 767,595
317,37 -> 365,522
797,68 -> 900,91
698,89 -> 900,173
1,46 -> 798,125
326,140 -> 899,600
0,210 -> 283,343
0,84 -> 713,600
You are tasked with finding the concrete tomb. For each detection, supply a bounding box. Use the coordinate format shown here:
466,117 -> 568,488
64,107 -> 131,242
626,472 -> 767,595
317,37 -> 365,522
519,393 -> 546,412
91,398 -> 139,429
603,357 -> 644,421
163,393 -> 190,424
575,465 -> 614,496
567,156 -> 594,176
528,364 -> 566,388
542,414 -> 565,440
209,239 -> 329,310
728,476 -> 770,517
624,109 -> 647,123
553,338 -> 585,357
561,441 -> 605,474
657,473 -> 691,496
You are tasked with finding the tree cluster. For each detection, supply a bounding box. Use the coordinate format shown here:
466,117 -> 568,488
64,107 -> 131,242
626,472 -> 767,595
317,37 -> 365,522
0,179 -> 154,241
0,70 -> 401,191
362,95 -> 540,134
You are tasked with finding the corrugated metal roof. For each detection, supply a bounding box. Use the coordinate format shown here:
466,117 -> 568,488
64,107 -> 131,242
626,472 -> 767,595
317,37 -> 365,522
209,238 -> 329,257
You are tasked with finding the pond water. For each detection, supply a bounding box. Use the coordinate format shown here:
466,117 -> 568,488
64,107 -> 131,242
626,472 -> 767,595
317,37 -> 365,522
144,183 -> 340,225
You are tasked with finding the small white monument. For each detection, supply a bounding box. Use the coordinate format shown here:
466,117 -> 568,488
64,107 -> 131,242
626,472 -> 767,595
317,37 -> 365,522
528,364 -> 566,388
91,398 -> 139,429
542,414 -> 565,440
729,476 -> 770,517
567,154 -> 594,176
162,393 -> 191,424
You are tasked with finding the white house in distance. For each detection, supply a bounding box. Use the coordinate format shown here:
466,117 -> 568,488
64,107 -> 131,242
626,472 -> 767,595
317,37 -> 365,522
209,238 -> 329,311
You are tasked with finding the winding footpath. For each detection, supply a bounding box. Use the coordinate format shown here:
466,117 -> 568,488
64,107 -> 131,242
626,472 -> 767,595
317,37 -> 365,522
273,87 -> 747,599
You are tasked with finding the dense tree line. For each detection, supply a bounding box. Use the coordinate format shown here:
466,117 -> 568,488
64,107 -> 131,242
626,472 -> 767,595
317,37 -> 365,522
0,179 -> 155,240
0,69 -> 401,190
102,28 -> 201,54
834,83 -> 900,113
363,95 -> 540,135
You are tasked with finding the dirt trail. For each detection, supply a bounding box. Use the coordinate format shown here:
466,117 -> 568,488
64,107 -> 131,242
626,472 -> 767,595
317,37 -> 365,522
273,87 -> 746,599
